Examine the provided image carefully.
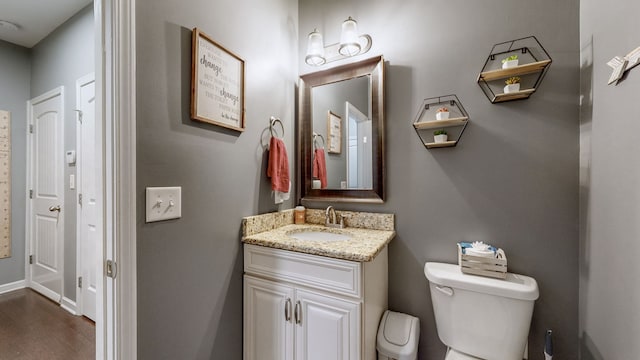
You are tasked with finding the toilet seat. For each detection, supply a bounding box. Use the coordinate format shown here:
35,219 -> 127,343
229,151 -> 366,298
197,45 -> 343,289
445,348 -> 482,360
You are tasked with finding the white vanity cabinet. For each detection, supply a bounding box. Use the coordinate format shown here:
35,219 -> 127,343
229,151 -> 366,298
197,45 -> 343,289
243,244 -> 388,360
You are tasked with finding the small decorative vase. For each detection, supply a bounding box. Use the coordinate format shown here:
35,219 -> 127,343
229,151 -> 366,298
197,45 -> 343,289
436,111 -> 450,120
434,134 -> 448,143
504,83 -> 521,94
502,59 -> 519,69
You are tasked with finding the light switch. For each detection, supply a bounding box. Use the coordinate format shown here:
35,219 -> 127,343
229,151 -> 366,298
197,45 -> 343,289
145,186 -> 182,222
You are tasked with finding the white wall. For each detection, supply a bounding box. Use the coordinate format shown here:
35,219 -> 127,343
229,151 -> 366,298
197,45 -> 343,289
579,0 -> 640,358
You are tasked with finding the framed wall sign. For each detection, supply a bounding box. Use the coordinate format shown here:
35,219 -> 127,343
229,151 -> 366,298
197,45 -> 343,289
327,110 -> 342,154
191,28 -> 245,132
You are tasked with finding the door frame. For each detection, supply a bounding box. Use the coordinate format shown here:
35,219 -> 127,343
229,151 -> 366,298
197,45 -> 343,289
75,72 -> 96,319
98,0 -> 137,358
25,86 -> 66,304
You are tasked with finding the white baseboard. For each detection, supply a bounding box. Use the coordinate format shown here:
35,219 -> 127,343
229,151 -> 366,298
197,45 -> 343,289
0,280 -> 26,295
61,297 -> 78,315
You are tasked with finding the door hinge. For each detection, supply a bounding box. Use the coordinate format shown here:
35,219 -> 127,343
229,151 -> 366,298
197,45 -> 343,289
78,276 -> 83,288
29,255 -> 33,264
106,260 -> 117,279
78,193 -> 82,206
29,124 -> 33,134
29,189 -> 33,199
74,109 -> 83,124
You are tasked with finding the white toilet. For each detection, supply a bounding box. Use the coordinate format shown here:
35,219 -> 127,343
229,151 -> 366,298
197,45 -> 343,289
424,262 -> 539,360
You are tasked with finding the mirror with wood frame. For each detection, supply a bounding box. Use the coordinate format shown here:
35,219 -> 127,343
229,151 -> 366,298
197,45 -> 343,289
298,56 -> 385,203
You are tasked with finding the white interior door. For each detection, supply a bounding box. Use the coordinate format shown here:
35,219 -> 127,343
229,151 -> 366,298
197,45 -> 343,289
77,73 -> 97,321
27,87 -> 65,303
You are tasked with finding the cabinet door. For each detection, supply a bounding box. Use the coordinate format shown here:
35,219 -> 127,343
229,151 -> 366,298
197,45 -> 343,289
294,289 -> 361,360
244,275 -> 294,360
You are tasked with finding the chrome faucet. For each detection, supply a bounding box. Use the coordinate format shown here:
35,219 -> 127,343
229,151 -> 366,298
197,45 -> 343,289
325,206 -> 345,228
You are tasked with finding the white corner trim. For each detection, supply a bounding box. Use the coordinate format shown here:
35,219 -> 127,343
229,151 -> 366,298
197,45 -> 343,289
116,0 -> 138,353
61,297 -> 78,315
102,0 -> 137,358
0,280 -> 26,295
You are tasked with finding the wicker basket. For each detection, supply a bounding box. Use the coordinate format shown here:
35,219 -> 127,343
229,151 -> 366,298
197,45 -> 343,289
457,243 -> 508,279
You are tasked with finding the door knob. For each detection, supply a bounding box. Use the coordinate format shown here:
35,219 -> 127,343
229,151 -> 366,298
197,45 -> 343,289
48,205 -> 61,212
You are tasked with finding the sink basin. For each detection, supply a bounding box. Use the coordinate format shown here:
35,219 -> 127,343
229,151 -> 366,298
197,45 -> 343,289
288,230 -> 352,242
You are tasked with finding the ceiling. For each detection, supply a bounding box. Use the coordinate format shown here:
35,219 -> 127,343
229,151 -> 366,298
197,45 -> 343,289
0,0 -> 92,48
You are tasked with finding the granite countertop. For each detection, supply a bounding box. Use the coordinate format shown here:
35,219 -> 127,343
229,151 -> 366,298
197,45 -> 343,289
242,223 -> 395,262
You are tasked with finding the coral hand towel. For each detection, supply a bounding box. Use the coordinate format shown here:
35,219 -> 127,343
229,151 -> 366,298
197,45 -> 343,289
312,148 -> 327,189
267,137 -> 290,193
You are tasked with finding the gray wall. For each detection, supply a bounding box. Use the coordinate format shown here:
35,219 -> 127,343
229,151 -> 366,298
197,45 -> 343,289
135,0 -> 297,358
30,4 -> 95,301
579,0 -> 640,359
299,0 -> 580,358
0,40 -> 30,286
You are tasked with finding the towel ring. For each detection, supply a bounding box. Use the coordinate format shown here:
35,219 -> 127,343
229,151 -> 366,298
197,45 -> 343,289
313,132 -> 325,149
270,116 -> 284,138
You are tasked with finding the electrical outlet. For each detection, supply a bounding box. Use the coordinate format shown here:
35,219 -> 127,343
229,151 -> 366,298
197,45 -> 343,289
145,186 -> 182,222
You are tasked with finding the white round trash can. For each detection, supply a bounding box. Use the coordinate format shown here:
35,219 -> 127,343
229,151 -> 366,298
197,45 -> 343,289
376,310 -> 420,360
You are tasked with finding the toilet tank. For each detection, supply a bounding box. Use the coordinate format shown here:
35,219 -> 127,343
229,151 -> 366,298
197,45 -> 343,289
424,262 -> 539,360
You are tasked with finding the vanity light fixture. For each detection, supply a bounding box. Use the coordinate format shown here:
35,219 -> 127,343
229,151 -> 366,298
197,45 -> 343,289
305,17 -> 372,66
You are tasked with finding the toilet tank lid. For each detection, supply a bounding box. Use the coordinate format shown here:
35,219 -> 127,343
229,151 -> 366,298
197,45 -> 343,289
424,262 -> 539,301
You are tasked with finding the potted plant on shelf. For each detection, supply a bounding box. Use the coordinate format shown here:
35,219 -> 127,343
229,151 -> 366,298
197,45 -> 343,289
433,130 -> 448,143
504,76 -> 521,94
436,107 -> 449,120
501,55 -> 519,69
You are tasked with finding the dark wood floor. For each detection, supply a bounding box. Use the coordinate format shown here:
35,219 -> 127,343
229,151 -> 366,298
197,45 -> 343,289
0,288 -> 95,360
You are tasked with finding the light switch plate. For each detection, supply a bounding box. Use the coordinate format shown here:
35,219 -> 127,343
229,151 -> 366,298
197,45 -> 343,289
145,186 -> 182,223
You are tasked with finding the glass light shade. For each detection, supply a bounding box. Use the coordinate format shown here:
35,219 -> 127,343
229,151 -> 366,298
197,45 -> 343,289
305,29 -> 326,66
339,17 -> 361,57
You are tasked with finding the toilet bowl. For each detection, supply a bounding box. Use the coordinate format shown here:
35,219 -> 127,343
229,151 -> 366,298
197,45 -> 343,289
424,262 -> 539,360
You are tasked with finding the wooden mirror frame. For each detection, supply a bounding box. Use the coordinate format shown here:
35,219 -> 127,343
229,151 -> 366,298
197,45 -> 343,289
298,56 -> 385,203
